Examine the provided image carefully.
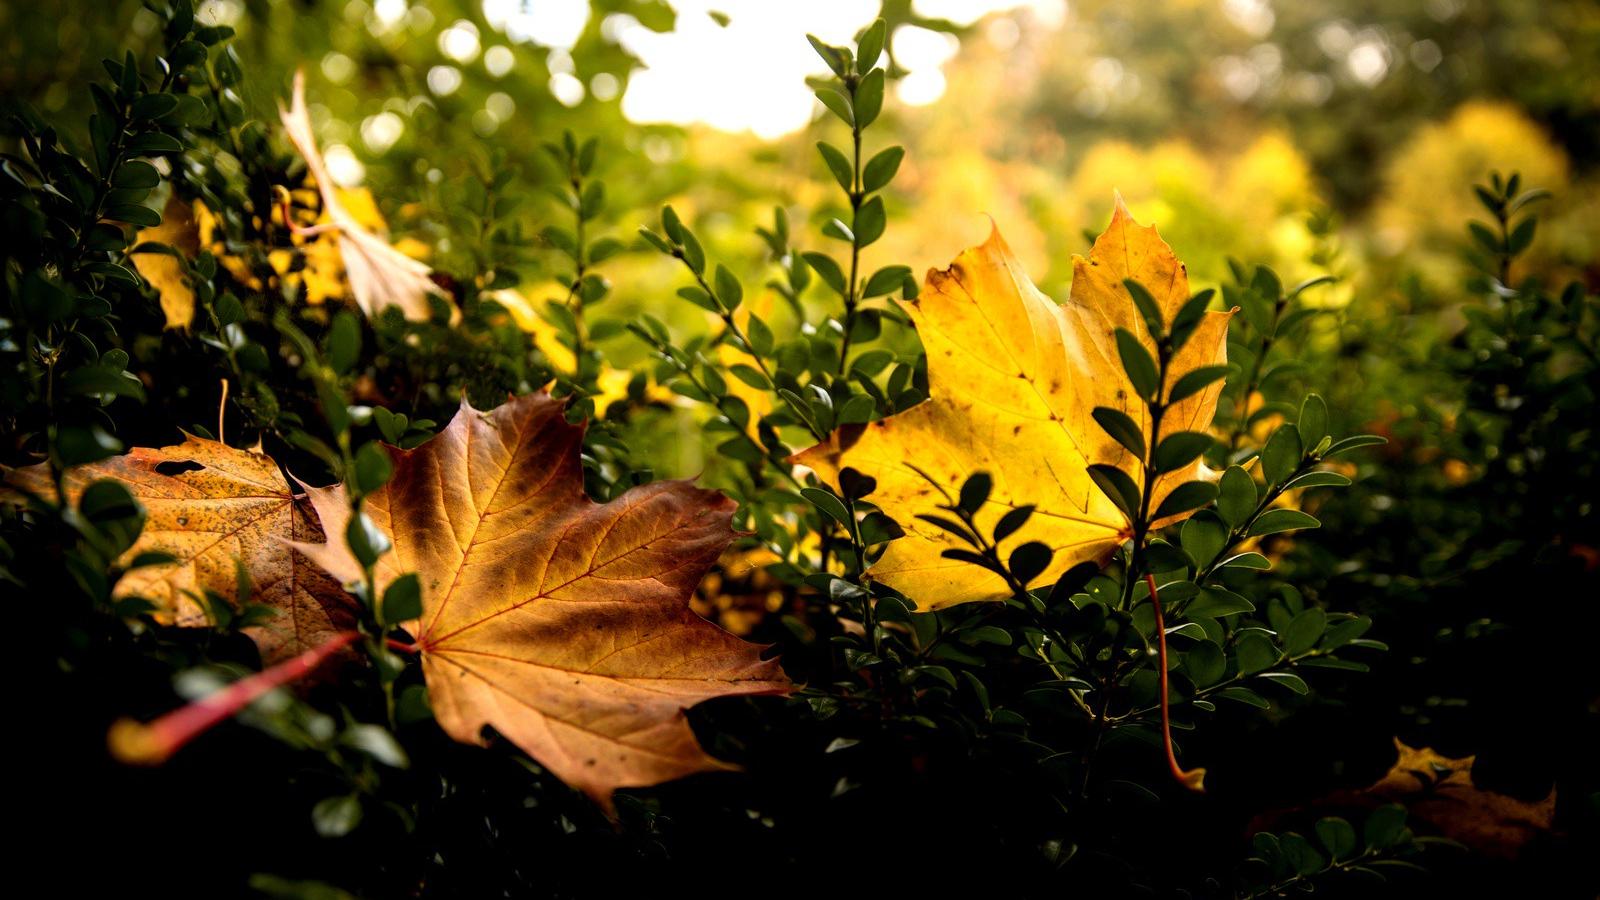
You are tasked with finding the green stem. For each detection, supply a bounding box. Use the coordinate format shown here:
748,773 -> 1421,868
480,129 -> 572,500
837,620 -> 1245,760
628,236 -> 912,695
565,171 -> 591,382
836,74 -> 865,375
673,253 -> 825,442
1227,297 -> 1286,454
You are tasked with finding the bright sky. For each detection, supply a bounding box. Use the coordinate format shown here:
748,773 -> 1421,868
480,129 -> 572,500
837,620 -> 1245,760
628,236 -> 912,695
479,0 -> 1068,138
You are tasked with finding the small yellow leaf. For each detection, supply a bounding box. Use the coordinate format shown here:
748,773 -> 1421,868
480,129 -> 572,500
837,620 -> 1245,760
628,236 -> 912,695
277,70 -> 448,321
130,195 -> 200,330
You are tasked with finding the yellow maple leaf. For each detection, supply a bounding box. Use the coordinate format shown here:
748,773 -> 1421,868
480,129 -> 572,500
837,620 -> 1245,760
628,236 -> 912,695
795,199 -> 1232,610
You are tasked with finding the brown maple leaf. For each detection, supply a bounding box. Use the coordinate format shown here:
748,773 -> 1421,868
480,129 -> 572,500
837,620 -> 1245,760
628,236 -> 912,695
1364,738 -> 1558,858
3,435 -> 356,662
1247,737 -> 1559,859
295,393 -> 793,808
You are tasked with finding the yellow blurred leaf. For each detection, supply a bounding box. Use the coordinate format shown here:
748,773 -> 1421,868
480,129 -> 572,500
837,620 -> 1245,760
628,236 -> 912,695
130,195 -> 200,330
278,70 -> 448,321
795,199 -> 1231,609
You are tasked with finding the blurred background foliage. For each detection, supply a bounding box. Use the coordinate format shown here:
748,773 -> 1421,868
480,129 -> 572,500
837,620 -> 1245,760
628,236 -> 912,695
6,0 -> 1595,363
3,0 -> 1596,894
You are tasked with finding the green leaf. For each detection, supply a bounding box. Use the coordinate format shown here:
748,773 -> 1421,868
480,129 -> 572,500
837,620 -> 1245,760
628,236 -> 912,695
1259,424 -> 1303,486
382,573 -> 423,623
105,203 -> 162,227
856,19 -> 886,73
958,472 -> 993,515
1187,586 -> 1253,618
352,442 -> 393,496
862,146 -> 904,192
1170,289 -> 1214,339
345,510 -> 391,568
1236,632 -> 1278,674
588,237 -> 625,264
1009,541 -> 1052,584
679,229 -> 706,274
1281,607 -> 1327,655
1153,480 -> 1217,520
1216,686 -> 1268,708
1315,817 -> 1357,860
816,141 -> 853,191
807,35 -> 850,77
1468,220 -> 1500,253
1087,464 -> 1140,520
854,68 -> 885,128
1217,466 -> 1257,528
1282,470 -> 1351,491
850,349 -> 895,375
112,160 -> 161,189
130,93 -> 179,121
1320,615 -> 1372,651
802,487 -> 852,527
815,87 -> 853,126
312,795 -> 362,838
326,311 -> 361,374
1153,431 -> 1212,474
126,131 -> 183,152
745,314 -> 774,357
1180,512 -> 1227,568
1091,407 -> 1145,459
1169,365 -> 1229,404
1363,804 -> 1409,848
1298,393 -> 1328,448
1250,264 -> 1282,302
637,226 -> 673,254
822,218 -> 854,243
166,39 -> 207,70
676,285 -> 719,312
853,196 -> 886,246
992,504 -> 1034,542
836,393 -> 875,425
1218,552 -> 1270,570
56,425 -> 123,467
61,366 -> 146,401
1289,275 -> 1338,298
1259,671 -> 1309,695
1114,328 -> 1160,400
802,252 -> 846,294
713,264 -> 743,310
1507,216 -> 1536,254
1248,508 -> 1319,537
1182,641 -> 1224,688
863,265 -> 912,297
1123,279 -> 1164,335
729,364 -> 770,391
1323,434 -> 1387,458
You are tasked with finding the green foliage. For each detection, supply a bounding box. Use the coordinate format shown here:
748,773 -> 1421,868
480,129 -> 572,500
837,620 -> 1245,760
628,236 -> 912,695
1,3 -> 1591,896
